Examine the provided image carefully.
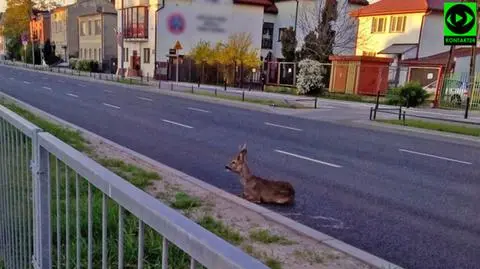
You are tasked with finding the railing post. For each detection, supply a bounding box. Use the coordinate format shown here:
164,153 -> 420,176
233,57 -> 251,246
32,131 -> 51,269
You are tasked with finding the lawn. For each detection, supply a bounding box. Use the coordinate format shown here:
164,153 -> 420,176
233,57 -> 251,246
379,119 -> 480,137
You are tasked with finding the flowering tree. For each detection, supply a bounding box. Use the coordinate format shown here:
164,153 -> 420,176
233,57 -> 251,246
296,59 -> 326,95
189,40 -> 213,84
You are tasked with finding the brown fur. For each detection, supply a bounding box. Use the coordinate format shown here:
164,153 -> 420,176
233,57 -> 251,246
225,144 -> 295,205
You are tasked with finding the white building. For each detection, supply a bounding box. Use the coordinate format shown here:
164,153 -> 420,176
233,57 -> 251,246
115,0 -> 160,77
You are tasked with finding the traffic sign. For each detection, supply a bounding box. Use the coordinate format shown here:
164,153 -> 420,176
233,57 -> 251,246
174,40 -> 183,50
444,2 -> 478,45
21,33 -> 29,46
167,13 -> 186,35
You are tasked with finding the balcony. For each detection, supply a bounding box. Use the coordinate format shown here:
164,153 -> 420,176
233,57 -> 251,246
122,6 -> 149,41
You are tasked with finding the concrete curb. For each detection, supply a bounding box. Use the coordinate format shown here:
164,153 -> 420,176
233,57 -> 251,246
0,91 -> 404,269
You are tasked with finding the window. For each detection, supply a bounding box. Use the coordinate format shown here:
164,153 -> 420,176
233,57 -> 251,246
80,22 -> 88,36
371,17 -> 387,33
262,22 -> 274,49
122,6 -> 148,39
88,21 -> 92,35
84,49 -> 87,59
94,49 -> 97,61
79,49 -> 82,58
143,48 -> 150,63
390,16 -> 406,33
99,48 -> 102,61
95,20 -> 102,35
89,48 -> 92,59
278,27 -> 287,42
362,51 -> 377,57
124,48 -> 129,62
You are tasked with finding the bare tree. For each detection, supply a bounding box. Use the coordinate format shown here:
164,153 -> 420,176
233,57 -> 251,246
297,0 -> 371,59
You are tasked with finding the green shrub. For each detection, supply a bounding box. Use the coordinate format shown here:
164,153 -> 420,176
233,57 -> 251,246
265,86 -> 299,95
69,58 -> 78,69
386,81 -> 430,107
75,60 -> 100,72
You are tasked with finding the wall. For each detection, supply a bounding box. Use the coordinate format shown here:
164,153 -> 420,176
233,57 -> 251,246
51,9 -> 68,60
156,0 -> 264,62
418,13 -> 451,58
79,14 -> 103,61
355,12 -> 424,57
453,55 -> 480,74
103,13 -> 117,61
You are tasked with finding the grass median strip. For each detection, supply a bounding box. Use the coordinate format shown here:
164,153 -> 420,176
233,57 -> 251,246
194,90 -> 304,109
379,119 -> 480,137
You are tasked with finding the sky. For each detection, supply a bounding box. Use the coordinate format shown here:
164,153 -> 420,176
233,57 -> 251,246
0,0 -> 5,12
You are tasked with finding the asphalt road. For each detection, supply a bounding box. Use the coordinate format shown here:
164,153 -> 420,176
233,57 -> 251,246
1,65 -> 480,269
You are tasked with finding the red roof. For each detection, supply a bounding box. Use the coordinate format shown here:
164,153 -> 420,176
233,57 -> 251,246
350,0 -> 480,17
234,0 -> 272,6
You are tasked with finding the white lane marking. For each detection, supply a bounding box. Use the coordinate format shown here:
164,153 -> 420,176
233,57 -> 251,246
103,103 -> 121,109
42,86 -> 52,91
399,149 -> 472,165
187,107 -> 211,113
9,77 -> 14,80
78,84 -> 86,87
275,149 -> 342,168
162,119 -> 194,129
23,81 -> 31,84
66,93 -> 79,98
137,97 -> 153,102
265,122 -> 302,132
58,80 -> 65,83
104,90 -> 113,93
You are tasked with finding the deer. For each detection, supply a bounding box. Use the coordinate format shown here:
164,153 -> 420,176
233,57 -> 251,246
225,144 -> 295,205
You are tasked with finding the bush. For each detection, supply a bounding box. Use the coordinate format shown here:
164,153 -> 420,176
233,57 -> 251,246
69,58 -> 78,69
75,60 -> 99,72
386,81 -> 431,107
296,59 -> 326,95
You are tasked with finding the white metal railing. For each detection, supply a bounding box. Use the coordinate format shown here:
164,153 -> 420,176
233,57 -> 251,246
0,105 -> 268,269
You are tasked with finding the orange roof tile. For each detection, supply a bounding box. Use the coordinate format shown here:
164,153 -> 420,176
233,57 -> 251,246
351,0 -> 480,17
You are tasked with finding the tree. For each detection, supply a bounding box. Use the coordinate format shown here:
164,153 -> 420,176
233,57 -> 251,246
223,33 -> 260,87
280,27 -> 297,62
189,40 -> 213,85
34,0 -> 61,10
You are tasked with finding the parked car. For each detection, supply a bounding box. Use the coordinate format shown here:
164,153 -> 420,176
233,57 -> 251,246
423,79 -> 470,105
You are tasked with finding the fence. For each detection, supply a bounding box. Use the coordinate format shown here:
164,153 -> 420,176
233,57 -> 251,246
0,105 -> 269,269
438,72 -> 480,111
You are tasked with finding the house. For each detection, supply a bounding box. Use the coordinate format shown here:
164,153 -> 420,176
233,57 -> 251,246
51,0 -> 116,62
154,0 -> 271,80
115,0 -> 160,78
30,11 -> 51,46
78,11 -> 117,71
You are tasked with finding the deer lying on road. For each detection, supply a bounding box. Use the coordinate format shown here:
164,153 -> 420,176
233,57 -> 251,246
225,144 -> 295,205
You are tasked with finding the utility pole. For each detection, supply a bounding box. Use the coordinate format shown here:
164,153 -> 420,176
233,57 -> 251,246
466,1 -> 478,119
120,0 -> 125,78
30,6 -> 35,67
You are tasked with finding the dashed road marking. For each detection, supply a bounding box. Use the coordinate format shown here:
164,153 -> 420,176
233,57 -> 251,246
187,107 -> 211,113
162,119 -> 194,129
103,103 -> 120,109
137,97 -> 153,102
42,86 -> 52,91
399,149 -> 472,165
23,81 -> 31,84
265,122 -> 302,132
66,93 -> 79,98
275,149 -> 342,168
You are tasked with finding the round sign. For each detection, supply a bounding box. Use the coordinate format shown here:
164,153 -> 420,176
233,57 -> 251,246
167,13 -> 186,35
445,4 -> 476,35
